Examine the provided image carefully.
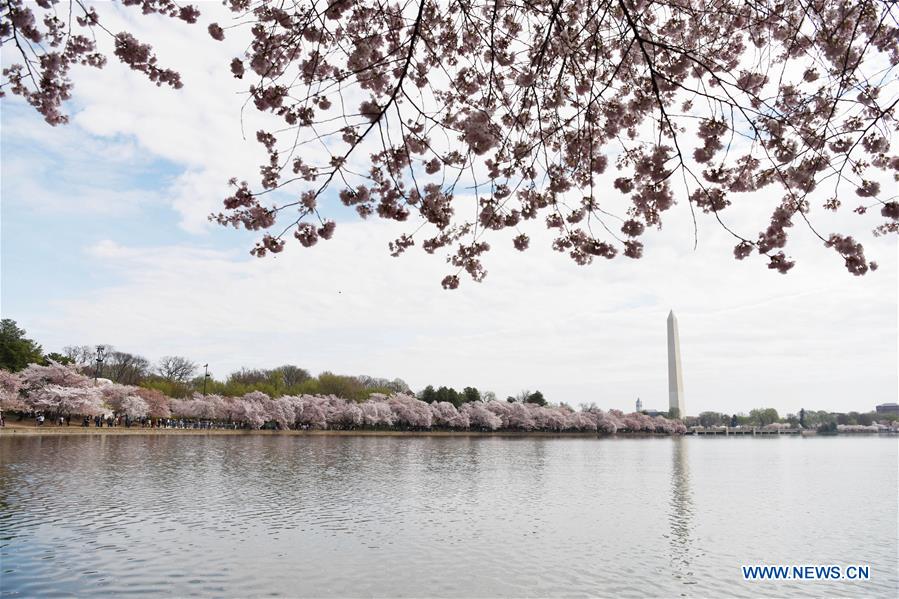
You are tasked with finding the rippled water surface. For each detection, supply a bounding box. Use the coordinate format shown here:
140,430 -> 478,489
1,434 -> 896,597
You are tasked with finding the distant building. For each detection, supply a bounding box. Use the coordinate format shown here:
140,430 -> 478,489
876,403 -> 899,414
644,409 -> 665,418
636,397 -> 643,412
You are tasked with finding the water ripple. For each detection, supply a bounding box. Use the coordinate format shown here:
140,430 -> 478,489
0,435 -> 896,597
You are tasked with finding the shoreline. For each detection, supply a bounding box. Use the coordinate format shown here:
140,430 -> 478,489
0,423 -> 613,438
1,424 -> 894,439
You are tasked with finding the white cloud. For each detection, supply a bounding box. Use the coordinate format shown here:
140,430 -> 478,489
25,211 -> 897,416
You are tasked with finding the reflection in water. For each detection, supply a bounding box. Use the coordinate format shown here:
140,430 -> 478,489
668,436 -> 695,583
0,435 -> 896,598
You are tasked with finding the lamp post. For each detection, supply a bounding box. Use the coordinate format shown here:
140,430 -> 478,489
94,345 -> 106,382
203,364 -> 210,396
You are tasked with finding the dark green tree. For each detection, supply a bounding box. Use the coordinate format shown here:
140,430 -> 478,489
730,414 -> 738,427
43,352 -> 73,365
0,319 -> 44,371
462,386 -> 481,404
526,390 -> 547,406
817,421 -> 838,434
435,386 -> 461,407
419,385 -> 437,404
799,408 -> 806,428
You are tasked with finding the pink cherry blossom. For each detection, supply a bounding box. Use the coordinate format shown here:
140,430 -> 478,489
3,1 -> 895,283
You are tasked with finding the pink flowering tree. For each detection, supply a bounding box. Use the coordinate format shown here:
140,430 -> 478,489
485,401 -> 512,428
505,402 -> 537,431
24,384 -> 105,416
360,398 -> 396,427
198,394 -> 228,420
135,388 -> 172,418
567,412 -> 598,432
605,410 -> 627,433
0,369 -> 25,411
3,2 -> 897,285
536,405 -> 571,432
231,397 -> 267,429
20,361 -> 92,390
429,401 -> 470,429
262,396 -> 294,429
221,395 -> 247,422
99,383 -> 141,413
277,395 -> 306,424
388,393 -> 433,429
461,402 -> 502,431
119,395 -> 150,419
18,361 -> 104,415
330,399 -> 364,429
168,398 -> 195,419
295,395 -> 329,429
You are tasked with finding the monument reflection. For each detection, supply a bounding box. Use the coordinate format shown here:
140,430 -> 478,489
668,436 -> 695,582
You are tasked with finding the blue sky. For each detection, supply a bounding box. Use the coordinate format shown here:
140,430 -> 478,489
1,2 -> 896,415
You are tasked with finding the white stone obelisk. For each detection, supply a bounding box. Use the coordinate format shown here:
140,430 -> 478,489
667,310 -> 685,419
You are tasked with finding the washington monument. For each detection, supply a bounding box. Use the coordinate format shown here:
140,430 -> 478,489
667,310 -> 685,418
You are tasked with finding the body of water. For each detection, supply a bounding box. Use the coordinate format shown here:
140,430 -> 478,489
1,434 -> 896,597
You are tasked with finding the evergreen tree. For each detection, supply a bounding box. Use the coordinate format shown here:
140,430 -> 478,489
526,390 -> 547,407
462,386 -> 481,404
419,385 -> 437,404
0,319 -> 44,372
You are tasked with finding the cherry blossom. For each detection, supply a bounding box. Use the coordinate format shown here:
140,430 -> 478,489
136,388 -> 172,418
460,401 -> 502,431
2,1 -> 895,284
0,370 -> 25,411
430,401 -> 470,429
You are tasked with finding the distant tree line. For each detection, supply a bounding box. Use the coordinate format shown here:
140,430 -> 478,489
690,407 -> 898,429
4,319 -> 891,422
1,362 -> 688,435
0,319 -> 409,402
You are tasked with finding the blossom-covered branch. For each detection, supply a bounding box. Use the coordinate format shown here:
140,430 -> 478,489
3,1 -> 898,285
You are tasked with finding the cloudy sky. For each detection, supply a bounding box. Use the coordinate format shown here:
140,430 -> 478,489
2,3 -> 896,416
